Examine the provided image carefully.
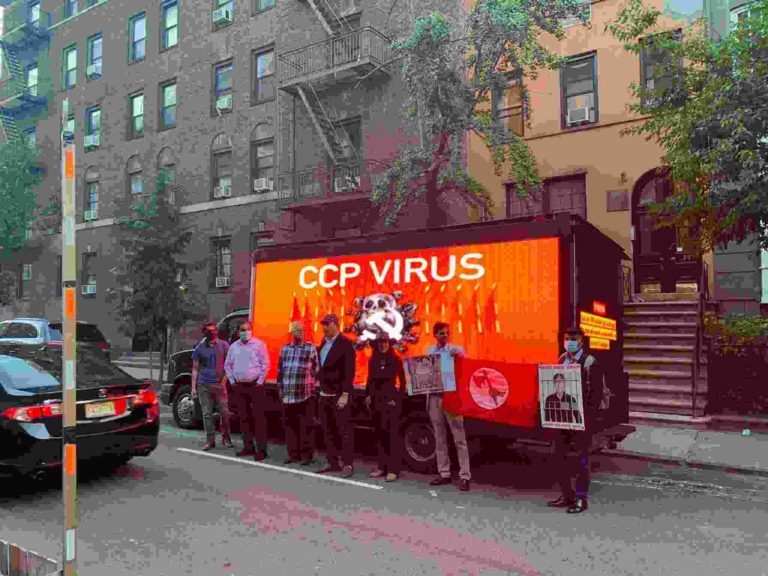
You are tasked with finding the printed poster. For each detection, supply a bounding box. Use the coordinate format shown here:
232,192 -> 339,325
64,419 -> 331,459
404,355 -> 443,396
439,353 -> 457,393
538,364 -> 585,431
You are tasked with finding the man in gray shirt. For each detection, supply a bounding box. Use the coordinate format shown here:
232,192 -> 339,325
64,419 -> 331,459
426,322 -> 471,491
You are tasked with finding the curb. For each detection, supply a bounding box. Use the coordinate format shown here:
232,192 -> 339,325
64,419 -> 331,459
604,448 -> 768,478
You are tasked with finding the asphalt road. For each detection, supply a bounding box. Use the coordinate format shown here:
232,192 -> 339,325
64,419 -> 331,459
1,404 -> 767,576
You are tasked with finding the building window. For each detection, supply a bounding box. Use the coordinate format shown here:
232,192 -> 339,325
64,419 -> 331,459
65,0 -> 78,18
129,13 -> 146,63
254,0 -> 276,12
560,0 -> 591,28
18,264 -> 32,299
85,106 -> 101,149
81,253 -> 96,293
214,61 -> 234,113
127,156 -> 144,195
85,168 -> 99,219
214,0 -> 234,27
29,2 -> 40,26
63,46 -> 77,89
251,134 -> 274,184
159,81 -> 177,130
129,92 -> 145,138
561,53 -> 597,128
158,148 -> 177,202
161,0 -> 179,50
212,134 -> 233,198
25,128 -> 36,148
250,230 -> 274,252
731,1 -> 760,28
252,48 -> 275,103
26,64 -> 38,96
493,80 -> 525,137
640,30 -> 683,108
210,237 -> 232,288
87,33 -> 103,78
506,174 -> 587,219
65,110 -> 75,137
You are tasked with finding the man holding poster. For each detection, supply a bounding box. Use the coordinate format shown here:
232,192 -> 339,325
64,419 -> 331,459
546,326 -> 602,515
426,322 -> 471,492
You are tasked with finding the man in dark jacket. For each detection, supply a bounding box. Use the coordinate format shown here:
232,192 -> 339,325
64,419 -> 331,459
315,314 -> 357,478
547,326 -> 602,514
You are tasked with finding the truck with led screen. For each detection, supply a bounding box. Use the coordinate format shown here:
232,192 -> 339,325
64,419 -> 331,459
249,213 -> 634,468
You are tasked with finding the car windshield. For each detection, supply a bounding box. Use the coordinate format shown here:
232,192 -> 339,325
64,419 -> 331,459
0,345 -> 134,389
0,322 -> 40,339
47,324 -> 106,342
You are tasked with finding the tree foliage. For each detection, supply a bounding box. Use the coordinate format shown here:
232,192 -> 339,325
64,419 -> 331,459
0,138 -> 42,260
107,171 -> 207,379
372,0 -> 589,227
606,0 -> 768,252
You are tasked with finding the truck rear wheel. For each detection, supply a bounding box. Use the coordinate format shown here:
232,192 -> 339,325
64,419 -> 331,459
172,383 -> 202,430
401,418 -> 436,474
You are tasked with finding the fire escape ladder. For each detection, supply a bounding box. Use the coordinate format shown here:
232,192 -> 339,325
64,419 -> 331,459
296,85 -> 338,164
305,0 -> 334,35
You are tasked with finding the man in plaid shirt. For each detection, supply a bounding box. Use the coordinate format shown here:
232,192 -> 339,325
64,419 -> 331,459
277,321 -> 320,465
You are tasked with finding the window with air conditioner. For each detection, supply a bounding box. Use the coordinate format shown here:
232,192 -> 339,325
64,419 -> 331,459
213,148 -> 233,199
251,137 -> 274,192
214,0 -> 234,25
81,253 -> 97,296
85,107 -> 101,150
214,61 -> 234,114
85,179 -> 99,221
560,0 -> 591,28
87,33 -> 103,79
210,238 -> 232,290
561,54 -> 597,128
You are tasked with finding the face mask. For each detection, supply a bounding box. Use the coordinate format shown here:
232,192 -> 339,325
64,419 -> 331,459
564,340 -> 580,354
240,330 -> 251,342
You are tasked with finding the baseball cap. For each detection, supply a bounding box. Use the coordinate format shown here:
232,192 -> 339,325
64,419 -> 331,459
320,314 -> 339,325
564,326 -> 584,336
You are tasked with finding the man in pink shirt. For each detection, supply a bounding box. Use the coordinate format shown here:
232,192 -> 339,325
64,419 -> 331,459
224,320 -> 271,461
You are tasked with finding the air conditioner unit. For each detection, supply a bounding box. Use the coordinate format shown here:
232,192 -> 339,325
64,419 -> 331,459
86,64 -> 102,78
214,185 -> 232,199
212,8 -> 232,24
215,276 -> 231,288
334,176 -> 360,193
84,210 -> 98,221
253,178 -> 274,192
566,107 -> 590,125
81,284 -> 97,295
215,94 -> 233,111
84,134 -> 100,148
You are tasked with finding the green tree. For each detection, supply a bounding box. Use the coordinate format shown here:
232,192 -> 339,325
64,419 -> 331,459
372,0 -> 589,227
107,170 -> 206,384
605,0 -> 768,252
0,137 -> 42,260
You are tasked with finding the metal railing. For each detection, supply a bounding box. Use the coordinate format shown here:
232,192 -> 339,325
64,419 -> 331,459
621,264 -> 633,303
278,159 -> 389,204
0,540 -> 59,576
1,5 -> 52,41
691,260 -> 709,416
0,76 -> 52,110
278,26 -> 391,85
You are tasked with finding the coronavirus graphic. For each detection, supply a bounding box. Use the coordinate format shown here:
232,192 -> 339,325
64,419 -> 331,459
346,290 -> 420,352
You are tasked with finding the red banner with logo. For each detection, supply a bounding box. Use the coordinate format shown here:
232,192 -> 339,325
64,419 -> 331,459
441,358 -> 539,429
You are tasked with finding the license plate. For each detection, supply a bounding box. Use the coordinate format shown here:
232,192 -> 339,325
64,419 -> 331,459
85,401 -> 116,418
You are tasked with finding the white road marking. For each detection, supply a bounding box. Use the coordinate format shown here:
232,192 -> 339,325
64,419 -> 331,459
176,448 -> 384,490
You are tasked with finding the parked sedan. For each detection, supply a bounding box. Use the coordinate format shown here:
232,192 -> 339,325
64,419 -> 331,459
0,342 -> 159,479
0,318 -> 112,360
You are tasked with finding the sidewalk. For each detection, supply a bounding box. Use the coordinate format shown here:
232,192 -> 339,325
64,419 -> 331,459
607,424 -> 768,477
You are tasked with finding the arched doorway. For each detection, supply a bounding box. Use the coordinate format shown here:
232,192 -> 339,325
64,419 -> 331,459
632,168 -> 701,294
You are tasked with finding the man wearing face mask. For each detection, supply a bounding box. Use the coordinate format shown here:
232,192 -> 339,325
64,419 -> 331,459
547,326 -> 602,514
224,320 -> 271,461
191,320 -> 232,451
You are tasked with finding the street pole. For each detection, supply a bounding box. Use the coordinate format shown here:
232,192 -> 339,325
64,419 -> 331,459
60,97 -> 78,576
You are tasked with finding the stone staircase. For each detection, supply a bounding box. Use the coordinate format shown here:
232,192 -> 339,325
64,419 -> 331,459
623,296 -> 708,419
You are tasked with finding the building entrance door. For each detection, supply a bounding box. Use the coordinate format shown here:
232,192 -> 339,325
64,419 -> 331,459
632,168 -> 701,294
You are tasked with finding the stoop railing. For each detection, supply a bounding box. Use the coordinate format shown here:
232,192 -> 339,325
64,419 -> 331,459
0,540 -> 60,576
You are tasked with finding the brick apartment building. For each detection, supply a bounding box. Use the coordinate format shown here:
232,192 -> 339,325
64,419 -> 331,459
0,0 -> 464,352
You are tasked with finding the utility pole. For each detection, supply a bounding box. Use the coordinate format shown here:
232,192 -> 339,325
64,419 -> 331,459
60,97 -> 78,576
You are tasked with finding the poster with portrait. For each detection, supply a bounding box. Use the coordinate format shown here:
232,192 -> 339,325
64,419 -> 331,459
538,364 -> 585,431
404,355 -> 444,395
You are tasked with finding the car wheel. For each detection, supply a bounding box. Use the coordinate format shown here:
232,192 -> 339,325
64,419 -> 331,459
173,384 -> 201,429
401,418 -> 436,474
